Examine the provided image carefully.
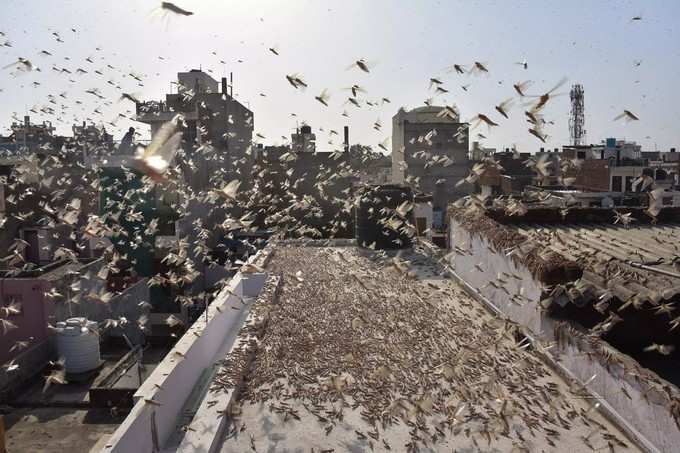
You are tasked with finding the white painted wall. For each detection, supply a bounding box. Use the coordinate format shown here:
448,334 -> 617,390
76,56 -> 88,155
558,338 -> 678,452
448,219 -> 545,334
177,276 -> 280,453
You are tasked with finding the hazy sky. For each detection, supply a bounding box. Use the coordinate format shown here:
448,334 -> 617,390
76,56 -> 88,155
1,0 -> 679,153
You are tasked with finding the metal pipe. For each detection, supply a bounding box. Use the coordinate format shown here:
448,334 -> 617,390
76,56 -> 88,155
626,260 -> 680,279
343,126 -> 349,153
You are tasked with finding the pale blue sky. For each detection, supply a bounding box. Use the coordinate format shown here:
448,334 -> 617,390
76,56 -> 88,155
1,0 -> 678,152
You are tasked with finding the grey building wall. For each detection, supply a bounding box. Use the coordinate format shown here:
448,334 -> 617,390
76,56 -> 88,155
391,106 -> 470,213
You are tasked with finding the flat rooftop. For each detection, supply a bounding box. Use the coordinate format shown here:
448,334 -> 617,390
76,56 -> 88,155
214,244 -> 638,452
3,407 -> 125,453
0,258 -> 97,280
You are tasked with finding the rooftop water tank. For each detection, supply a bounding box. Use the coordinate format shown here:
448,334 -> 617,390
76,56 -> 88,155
55,318 -> 101,374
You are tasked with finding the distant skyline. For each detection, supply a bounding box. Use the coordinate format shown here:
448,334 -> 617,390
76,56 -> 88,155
1,0 -> 679,153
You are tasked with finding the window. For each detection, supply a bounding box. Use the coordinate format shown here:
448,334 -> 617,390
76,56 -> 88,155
577,151 -> 586,159
612,176 -> 622,192
663,197 -> 673,206
625,176 -> 634,192
21,229 -> 41,265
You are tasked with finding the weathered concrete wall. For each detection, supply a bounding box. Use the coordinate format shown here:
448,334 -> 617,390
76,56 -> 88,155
97,278 -> 150,345
0,278 -> 52,365
556,333 -> 678,453
413,202 -> 433,239
0,338 -> 54,402
52,258 -> 105,322
205,264 -> 230,289
447,218 -> 680,453
55,276 -> 148,327
448,218 -> 545,334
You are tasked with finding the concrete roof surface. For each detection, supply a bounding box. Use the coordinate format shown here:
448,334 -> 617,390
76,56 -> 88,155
216,244 -> 639,452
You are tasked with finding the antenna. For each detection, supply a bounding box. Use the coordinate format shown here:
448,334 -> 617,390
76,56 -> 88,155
569,84 -> 586,146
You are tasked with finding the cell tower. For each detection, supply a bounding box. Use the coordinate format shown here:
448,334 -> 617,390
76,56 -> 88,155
569,84 -> 586,146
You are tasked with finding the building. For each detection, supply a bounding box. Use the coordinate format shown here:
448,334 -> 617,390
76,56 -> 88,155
476,150 -> 534,196
0,116 -> 57,154
563,138 -> 642,163
413,192 -> 433,240
136,70 -> 254,191
95,161 -> 201,327
470,141 -> 496,161
100,241 -> 640,453
349,144 -> 391,185
566,156 -> 677,193
290,124 -> 316,153
251,145 -> 356,238
136,70 -> 252,146
0,153 -> 99,269
72,121 -> 114,158
642,149 -> 679,163
0,257 -> 149,395
247,124 -> 360,239
391,105 -> 469,225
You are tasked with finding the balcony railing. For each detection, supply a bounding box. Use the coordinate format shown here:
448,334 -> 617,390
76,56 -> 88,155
136,101 -> 167,116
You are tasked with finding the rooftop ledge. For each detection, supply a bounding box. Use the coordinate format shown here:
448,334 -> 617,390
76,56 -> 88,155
98,249 -> 272,453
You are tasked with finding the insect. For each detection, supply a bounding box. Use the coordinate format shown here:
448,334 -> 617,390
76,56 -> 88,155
613,110 -> 639,121
160,2 -> 194,16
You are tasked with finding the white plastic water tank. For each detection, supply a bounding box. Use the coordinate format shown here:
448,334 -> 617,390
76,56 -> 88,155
55,317 -> 101,374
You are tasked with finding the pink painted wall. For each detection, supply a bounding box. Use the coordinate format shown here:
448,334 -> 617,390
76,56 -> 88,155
0,278 -> 53,365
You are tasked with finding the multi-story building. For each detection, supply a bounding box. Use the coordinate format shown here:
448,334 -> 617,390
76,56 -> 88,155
253,124 -> 356,238
290,124 -> 316,153
563,138 -> 678,193
0,116 -> 59,154
391,105 -> 469,225
136,70 -> 254,191
562,137 -> 641,163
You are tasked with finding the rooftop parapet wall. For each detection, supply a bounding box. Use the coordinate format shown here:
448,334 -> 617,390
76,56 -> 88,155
100,253 -> 269,453
484,206 -> 680,226
553,321 -> 680,453
448,206 -> 583,285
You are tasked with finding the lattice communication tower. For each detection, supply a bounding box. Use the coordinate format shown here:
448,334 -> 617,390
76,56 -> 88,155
569,84 -> 586,146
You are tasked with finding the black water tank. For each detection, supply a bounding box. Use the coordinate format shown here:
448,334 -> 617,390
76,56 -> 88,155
300,125 -> 312,134
355,185 -> 414,250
